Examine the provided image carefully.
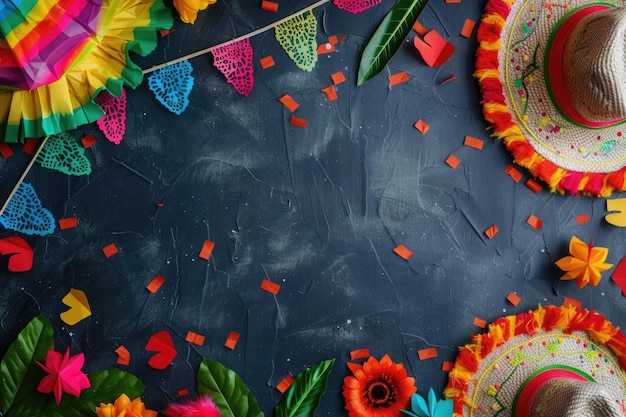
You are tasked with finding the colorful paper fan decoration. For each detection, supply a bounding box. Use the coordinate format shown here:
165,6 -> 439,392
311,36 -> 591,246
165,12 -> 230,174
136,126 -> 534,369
212,39 -> 255,97
275,12 -> 318,71
94,89 -> 127,145
173,0 -> 217,24
0,0 -> 173,143
333,0 -> 382,14
0,183 -> 55,236
36,133 -> 92,176
148,61 -> 195,115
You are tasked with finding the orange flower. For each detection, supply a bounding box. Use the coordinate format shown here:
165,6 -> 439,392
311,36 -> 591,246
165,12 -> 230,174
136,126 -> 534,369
96,394 -> 157,417
173,0 -> 217,24
343,354 -> 416,417
556,236 -> 613,288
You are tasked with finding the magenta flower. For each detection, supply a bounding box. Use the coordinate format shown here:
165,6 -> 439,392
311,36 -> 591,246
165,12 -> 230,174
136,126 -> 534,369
36,348 -> 91,405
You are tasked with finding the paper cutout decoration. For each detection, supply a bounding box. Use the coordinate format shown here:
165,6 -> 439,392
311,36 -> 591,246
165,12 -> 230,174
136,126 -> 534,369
146,330 -> 177,369
148,60 -> 194,115
0,183 -> 56,236
403,388 -> 453,417
36,348 -> 91,405
556,236 -> 613,288
334,0 -> 382,13
95,89 -> 127,144
605,198 -> 626,227
36,133 -> 92,176
413,30 -> 455,67
275,12 -> 318,71
115,346 -> 131,365
0,236 -> 33,272
611,257 -> 626,296
174,0 -> 216,24
211,39 -> 254,96
60,289 -> 92,325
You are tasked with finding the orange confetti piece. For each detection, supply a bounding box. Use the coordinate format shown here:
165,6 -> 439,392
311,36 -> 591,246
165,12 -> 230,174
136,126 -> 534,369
224,331 -> 240,349
146,275 -> 165,293
473,317 -> 487,328
526,214 -> 543,230
261,0 -> 279,12
445,0 -> 461,3
102,243 -> 118,258
445,154 -> 460,169
414,119 -> 430,134
178,389 -> 189,396
506,292 -> 521,307
464,135 -> 484,150
418,347 -> 438,360
279,95 -> 300,112
350,348 -> 370,360
328,35 -> 339,45
485,224 -> 498,239
393,244 -> 414,260
22,138 -> 37,155
460,19 -> 476,38
160,27 -> 174,36
388,71 -> 409,86
58,216 -> 79,230
526,179 -> 542,193
276,374 -> 294,393
442,361 -> 454,372
80,134 -> 96,148
321,86 -> 338,101
261,278 -> 281,295
317,42 -> 336,54
563,297 -> 582,309
290,116 -> 308,128
575,214 -> 590,224
505,165 -> 523,183
412,21 -> 428,36
331,71 -> 346,85
115,345 -> 130,366
440,74 -> 456,85
185,331 -> 205,346
0,143 -> 13,159
259,56 -> 275,69
198,240 -> 215,260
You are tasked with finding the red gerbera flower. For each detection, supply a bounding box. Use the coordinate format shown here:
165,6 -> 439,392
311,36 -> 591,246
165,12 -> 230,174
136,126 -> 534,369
342,354 -> 417,417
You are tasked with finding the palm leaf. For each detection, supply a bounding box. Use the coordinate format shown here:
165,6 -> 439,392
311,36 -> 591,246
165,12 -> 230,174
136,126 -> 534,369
197,358 -> 264,417
275,358 -> 335,417
357,0 -> 430,85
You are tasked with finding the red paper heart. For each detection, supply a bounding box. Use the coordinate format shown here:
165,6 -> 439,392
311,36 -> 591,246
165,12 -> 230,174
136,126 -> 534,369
145,330 -> 177,370
413,30 -> 455,67
611,257 -> 626,296
0,236 -> 33,272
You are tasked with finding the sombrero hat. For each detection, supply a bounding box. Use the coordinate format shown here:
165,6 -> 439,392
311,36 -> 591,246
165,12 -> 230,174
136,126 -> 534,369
443,305 -> 626,417
475,0 -> 626,196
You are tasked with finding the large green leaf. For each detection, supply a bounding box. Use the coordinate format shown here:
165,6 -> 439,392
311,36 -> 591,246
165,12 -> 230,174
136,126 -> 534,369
0,315 -> 53,415
275,358 -> 335,417
8,369 -> 145,417
357,0 -> 430,85
197,358 -> 264,417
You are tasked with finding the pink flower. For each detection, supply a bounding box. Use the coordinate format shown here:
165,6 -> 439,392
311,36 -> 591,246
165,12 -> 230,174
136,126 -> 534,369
36,348 -> 91,405
164,397 -> 221,417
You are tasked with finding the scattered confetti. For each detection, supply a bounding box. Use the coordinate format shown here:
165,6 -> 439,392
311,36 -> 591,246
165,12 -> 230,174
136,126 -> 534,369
60,288 -> 92,325
279,95 -> 300,112
328,35 -> 339,45
473,317 -> 487,328
145,330 -> 177,370
440,74 -> 456,84
261,0 -> 279,12
160,27 -> 174,36
350,348 -> 370,360
463,135 -> 483,150
224,331 -> 240,349
290,115 -> 308,128
414,119 -> 430,134
115,346 -> 130,366
506,292 -> 521,307
525,179 -> 542,193
445,0 -> 461,3
0,143 -> 13,158
412,21 -> 428,36
460,19 -> 476,38
526,214 -> 543,230
178,389 -> 189,397
81,134 -> 97,148
445,154 -> 460,168
393,244 -> 414,260
146,275 -> 166,293
259,56 -> 275,69
276,374 -> 294,393
331,71 -> 346,84
317,42 -> 335,54
484,225 -> 498,239
575,214 -> 590,224
505,165 -> 523,183
22,138 -> 38,154
442,361 -> 454,372
261,278 -> 281,295
562,297 -> 582,309
322,85 -> 338,101
388,71 -> 409,86
198,240 -> 215,260
102,243 -> 118,258
185,331 -> 205,346
417,347 -> 438,360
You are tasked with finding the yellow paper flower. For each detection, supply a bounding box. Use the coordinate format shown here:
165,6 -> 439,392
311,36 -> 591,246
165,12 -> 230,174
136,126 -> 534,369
173,0 -> 217,24
96,394 -> 157,417
555,236 -> 613,288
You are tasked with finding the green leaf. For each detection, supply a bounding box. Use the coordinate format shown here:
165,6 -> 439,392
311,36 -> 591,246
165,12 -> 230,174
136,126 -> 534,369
8,369 -> 145,417
357,0 -> 430,85
197,358 -> 264,417
275,358 -> 335,417
0,315 -> 53,415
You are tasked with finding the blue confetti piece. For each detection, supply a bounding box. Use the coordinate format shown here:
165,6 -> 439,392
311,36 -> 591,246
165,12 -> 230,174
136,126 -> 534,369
0,183 -> 55,236
148,60 -> 194,115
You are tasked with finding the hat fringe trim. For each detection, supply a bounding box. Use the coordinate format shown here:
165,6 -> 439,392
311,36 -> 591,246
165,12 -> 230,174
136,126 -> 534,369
443,304 -> 626,417
474,0 -> 626,197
